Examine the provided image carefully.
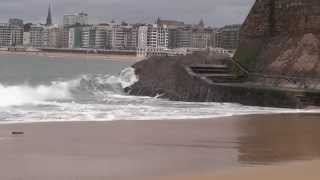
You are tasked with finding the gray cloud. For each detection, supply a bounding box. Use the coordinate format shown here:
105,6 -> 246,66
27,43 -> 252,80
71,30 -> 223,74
0,0 -> 255,27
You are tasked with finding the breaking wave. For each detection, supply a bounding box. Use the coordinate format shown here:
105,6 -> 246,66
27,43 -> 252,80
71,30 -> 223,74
0,67 -> 138,108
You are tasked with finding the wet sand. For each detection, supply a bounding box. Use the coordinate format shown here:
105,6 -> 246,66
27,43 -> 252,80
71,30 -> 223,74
160,160 -> 320,180
0,113 -> 320,180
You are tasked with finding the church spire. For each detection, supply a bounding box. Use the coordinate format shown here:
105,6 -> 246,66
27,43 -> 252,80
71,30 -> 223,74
46,2 -> 52,26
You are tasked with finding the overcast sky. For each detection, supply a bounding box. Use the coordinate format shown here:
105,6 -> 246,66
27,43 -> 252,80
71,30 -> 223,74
0,0 -> 255,27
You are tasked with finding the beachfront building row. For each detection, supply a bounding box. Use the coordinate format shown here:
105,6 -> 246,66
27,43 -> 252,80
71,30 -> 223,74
0,13 -> 241,53
26,23 -> 170,51
25,22 -> 240,51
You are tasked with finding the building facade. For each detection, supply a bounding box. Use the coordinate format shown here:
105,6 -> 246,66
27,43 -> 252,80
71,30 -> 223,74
217,24 -> 241,50
63,12 -> 89,27
30,24 -> 44,47
9,18 -> 23,27
0,23 -> 24,47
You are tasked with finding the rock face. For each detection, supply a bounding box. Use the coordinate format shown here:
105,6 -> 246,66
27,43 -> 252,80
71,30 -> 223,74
235,0 -> 320,79
126,52 -> 308,108
126,52 -> 230,101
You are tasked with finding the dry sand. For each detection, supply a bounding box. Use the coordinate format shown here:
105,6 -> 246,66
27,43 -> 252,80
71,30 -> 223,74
0,113 -> 320,180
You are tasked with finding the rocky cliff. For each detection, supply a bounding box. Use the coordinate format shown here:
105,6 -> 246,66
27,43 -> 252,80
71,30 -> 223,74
235,0 -> 320,81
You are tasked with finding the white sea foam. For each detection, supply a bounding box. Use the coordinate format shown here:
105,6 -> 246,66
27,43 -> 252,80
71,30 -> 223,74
0,67 -> 138,108
0,81 -> 78,107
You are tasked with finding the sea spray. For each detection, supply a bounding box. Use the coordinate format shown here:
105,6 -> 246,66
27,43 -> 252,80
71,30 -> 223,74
0,67 -> 138,108
0,81 -> 77,107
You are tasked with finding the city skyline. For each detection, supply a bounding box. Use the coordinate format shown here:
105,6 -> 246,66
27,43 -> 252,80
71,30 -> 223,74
0,0 -> 254,27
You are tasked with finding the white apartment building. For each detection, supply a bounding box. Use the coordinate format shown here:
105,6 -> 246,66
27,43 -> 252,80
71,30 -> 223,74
23,32 -> 31,46
0,23 -> 23,47
138,26 -> 148,49
191,29 -> 211,49
147,24 -> 158,48
111,25 -> 127,49
41,27 -> 49,47
95,25 -> 113,49
30,24 -> 44,47
146,24 -> 169,49
158,25 -> 169,48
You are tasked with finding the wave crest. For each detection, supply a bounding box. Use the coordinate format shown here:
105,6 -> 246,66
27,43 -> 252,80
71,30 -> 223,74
0,67 -> 138,107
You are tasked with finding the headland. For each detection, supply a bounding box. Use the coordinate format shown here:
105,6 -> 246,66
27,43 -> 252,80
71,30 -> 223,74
127,0 -> 320,108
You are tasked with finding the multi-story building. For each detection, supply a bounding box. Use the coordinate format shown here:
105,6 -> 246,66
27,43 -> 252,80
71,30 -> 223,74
111,24 -> 138,50
9,18 -> 23,27
63,12 -> 89,27
146,24 -> 158,48
126,26 -> 138,50
81,26 -> 96,48
62,27 -> 70,48
30,24 -> 44,47
92,25 -> 104,49
41,27 -> 49,47
0,23 -> 23,47
30,24 -> 63,48
157,25 -> 169,48
191,28 -> 212,49
145,24 -> 168,49
63,14 -> 77,27
68,26 -> 82,48
77,12 -> 89,26
111,25 -> 127,49
156,18 -> 184,28
137,26 -> 148,49
216,24 -> 241,50
23,32 -> 31,46
175,26 -> 192,48
47,25 -> 63,48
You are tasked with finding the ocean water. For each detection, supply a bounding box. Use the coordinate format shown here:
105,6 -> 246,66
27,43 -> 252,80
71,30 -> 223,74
0,54 -> 318,123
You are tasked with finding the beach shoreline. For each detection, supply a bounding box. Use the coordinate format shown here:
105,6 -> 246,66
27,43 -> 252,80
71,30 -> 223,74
0,50 -> 145,61
1,113 -> 320,180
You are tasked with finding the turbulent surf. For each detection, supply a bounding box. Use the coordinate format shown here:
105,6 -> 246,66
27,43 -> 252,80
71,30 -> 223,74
0,55 -> 319,123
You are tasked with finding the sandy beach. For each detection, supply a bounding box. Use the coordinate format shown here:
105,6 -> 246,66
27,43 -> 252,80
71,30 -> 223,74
0,113 -> 320,180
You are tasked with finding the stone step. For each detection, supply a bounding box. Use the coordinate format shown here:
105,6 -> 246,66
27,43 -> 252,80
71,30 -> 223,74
190,64 -> 228,69
201,73 -> 235,77
192,69 -> 229,74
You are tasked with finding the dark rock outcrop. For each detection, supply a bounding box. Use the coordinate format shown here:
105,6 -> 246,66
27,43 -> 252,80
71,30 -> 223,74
126,51 -> 309,108
126,52 -> 230,101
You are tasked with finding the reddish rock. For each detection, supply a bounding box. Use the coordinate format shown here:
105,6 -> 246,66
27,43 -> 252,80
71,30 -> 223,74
235,0 -> 320,80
